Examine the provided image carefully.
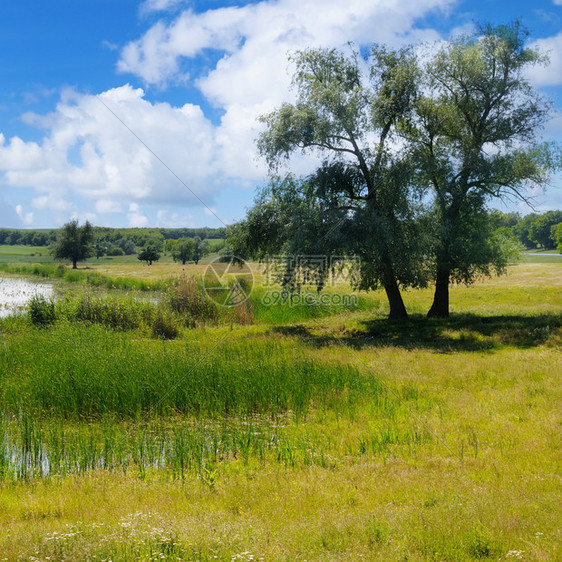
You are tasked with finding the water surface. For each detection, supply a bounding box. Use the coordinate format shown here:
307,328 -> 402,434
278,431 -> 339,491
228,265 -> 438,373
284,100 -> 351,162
0,277 -> 54,318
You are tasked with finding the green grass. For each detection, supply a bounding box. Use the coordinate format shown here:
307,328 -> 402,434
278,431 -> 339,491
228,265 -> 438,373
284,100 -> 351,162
0,261 -> 560,560
0,244 -> 52,263
0,262 -> 170,290
521,252 -> 562,263
0,322 -> 382,420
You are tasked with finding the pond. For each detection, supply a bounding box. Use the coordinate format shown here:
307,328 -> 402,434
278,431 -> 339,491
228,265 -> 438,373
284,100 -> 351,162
0,277 -> 54,318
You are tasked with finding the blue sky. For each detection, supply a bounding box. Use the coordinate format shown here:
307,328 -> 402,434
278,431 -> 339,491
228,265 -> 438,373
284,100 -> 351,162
1,0 -> 562,229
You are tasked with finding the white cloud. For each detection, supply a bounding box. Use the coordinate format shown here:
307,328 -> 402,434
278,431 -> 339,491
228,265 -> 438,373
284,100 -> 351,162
1,0 -> 460,227
116,0 -> 452,186
128,203 -> 149,227
31,195 -> 74,213
139,0 -> 188,15
95,199 -> 123,214
15,204 -> 34,226
527,32 -> 562,86
156,208 -> 197,227
119,0 -> 449,88
0,84 -> 225,221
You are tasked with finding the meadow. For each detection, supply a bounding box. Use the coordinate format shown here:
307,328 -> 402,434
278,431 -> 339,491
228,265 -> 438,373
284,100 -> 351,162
0,249 -> 560,560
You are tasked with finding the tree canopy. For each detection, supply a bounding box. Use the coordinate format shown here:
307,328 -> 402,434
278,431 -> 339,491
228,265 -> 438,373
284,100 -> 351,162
257,45 -> 427,318
138,245 -> 160,266
172,237 -> 195,265
407,21 -> 558,316
51,219 -> 94,269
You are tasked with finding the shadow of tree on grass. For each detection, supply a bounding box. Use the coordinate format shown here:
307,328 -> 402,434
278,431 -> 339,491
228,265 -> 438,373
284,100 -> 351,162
271,313 -> 562,352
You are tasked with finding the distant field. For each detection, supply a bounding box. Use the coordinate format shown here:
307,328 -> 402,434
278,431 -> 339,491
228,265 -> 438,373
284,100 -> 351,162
0,257 -> 560,560
0,244 -> 51,262
0,241 -> 222,266
521,251 -> 562,263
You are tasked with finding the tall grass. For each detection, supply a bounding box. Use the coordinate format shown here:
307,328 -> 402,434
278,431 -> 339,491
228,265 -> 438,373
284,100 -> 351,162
0,322 -> 383,420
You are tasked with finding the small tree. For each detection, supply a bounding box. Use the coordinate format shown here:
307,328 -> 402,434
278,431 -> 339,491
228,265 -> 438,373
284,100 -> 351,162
192,236 -> 210,265
138,245 -> 160,265
51,219 -> 94,269
172,237 -> 195,264
94,238 -> 108,259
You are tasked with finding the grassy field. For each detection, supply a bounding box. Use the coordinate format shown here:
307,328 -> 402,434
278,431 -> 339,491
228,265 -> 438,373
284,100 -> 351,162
0,258 -> 560,560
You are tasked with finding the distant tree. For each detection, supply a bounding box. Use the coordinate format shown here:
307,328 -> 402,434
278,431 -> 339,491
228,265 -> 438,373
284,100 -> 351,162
31,232 -> 49,246
94,238 -> 108,259
51,219 -> 94,269
164,239 -> 177,256
138,245 -> 160,266
118,238 -> 136,255
192,237 -> 210,265
553,222 -> 562,253
106,246 -> 125,256
528,210 -> 562,249
6,231 -> 21,245
513,213 -> 539,248
489,211 -> 521,231
172,237 -> 195,265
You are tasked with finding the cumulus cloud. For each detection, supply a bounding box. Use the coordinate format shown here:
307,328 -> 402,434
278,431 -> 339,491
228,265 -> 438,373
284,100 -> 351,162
119,0 -> 450,88
1,0 -> 459,227
128,203 -> 149,227
139,0 -> 188,16
527,32 -> 562,87
15,204 -> 34,226
95,199 -> 123,214
0,84 -> 228,221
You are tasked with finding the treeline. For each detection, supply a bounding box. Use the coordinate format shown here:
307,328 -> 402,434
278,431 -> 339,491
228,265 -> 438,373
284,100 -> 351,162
0,226 -> 226,254
490,210 -> 562,251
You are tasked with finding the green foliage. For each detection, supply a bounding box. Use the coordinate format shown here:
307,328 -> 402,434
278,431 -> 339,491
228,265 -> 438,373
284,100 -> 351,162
167,274 -> 219,325
63,294 -> 154,331
554,222 -> 562,253
192,236 -> 210,264
51,219 -> 95,269
408,21 -> 558,316
171,237 -> 195,264
0,323 -> 379,419
137,245 -> 160,265
150,306 -> 180,339
527,210 -> 562,249
256,45 -> 427,318
27,294 -> 56,327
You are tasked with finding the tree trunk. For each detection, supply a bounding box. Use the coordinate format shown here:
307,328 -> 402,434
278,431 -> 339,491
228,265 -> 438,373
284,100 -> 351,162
72,259 -> 77,269
380,254 -> 408,319
427,267 -> 450,318
383,277 -> 408,319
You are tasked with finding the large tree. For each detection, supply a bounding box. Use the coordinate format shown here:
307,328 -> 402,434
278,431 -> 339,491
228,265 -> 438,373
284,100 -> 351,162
257,46 -> 427,319
51,219 -> 94,269
407,22 -> 558,317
